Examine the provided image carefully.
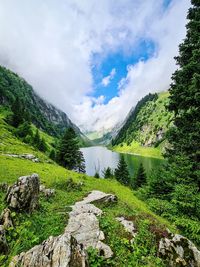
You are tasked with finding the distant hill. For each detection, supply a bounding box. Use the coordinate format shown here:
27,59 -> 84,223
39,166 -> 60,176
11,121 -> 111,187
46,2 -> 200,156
112,92 -> 172,156
0,65 -> 89,145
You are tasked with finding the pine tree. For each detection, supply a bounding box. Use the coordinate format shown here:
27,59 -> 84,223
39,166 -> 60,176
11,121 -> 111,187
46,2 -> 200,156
134,163 -> 147,189
11,96 -> 24,127
94,172 -> 100,178
114,155 -> 130,186
102,167 -> 113,179
39,138 -> 47,152
49,149 -> 56,161
57,127 -> 84,171
33,129 -> 41,148
76,150 -> 86,173
167,1 -> 200,190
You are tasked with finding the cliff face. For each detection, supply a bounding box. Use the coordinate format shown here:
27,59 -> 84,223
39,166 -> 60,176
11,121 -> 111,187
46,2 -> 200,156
0,65 -> 82,137
113,92 -> 172,148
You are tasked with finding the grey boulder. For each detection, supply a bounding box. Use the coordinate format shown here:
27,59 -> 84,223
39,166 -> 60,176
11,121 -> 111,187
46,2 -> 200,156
6,174 -> 40,213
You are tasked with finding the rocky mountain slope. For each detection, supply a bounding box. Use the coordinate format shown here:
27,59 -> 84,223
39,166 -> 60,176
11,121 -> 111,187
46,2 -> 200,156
112,92 -> 172,157
0,65 -> 87,142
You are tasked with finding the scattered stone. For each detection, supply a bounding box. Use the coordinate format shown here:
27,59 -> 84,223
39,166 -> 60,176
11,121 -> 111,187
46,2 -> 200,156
65,190 -> 116,259
0,182 -> 8,192
159,233 -> 200,267
40,185 -> 55,198
0,208 -> 13,229
2,153 -> 39,162
0,225 -> 8,254
80,190 -> 117,204
10,190 -> 116,265
6,174 -> 40,213
116,217 -> 137,241
9,232 -> 88,267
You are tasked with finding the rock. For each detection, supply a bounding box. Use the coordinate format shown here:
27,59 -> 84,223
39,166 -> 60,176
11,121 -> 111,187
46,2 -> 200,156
6,174 -> 40,213
0,182 -> 8,192
80,190 -> 117,204
0,225 -> 8,254
40,185 -> 55,198
116,217 -> 137,241
159,233 -> 200,267
3,154 -> 39,162
0,208 -> 13,229
65,190 -> 115,259
9,232 -> 88,267
10,190 -> 115,265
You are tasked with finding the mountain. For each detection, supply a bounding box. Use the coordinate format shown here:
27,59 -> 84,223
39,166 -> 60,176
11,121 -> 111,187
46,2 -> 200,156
112,92 -> 172,157
0,65 -> 88,144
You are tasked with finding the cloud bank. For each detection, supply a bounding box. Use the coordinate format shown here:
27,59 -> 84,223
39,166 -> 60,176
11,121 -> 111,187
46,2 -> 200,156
0,0 -> 190,133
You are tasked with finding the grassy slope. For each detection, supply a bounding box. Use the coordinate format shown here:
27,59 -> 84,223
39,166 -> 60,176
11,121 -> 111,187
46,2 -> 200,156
113,92 -> 172,159
0,113 -> 175,266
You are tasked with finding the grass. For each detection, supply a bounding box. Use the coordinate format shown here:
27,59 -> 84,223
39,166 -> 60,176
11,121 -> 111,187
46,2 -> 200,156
0,155 -> 176,266
112,141 -> 163,159
0,108 -> 175,266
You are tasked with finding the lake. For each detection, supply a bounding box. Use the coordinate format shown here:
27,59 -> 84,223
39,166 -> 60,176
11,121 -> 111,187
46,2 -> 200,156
81,146 -> 164,178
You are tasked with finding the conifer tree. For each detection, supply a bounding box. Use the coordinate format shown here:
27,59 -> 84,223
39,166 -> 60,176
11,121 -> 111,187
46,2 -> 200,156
114,155 -> 130,186
167,0 -> 200,190
102,167 -> 113,179
134,163 -> 147,189
33,129 -> 41,148
39,138 -> 47,152
57,127 -> 85,171
49,149 -> 56,161
76,150 -> 86,173
11,96 -> 24,127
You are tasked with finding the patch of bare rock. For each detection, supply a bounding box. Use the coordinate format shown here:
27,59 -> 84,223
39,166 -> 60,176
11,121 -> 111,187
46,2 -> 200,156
6,173 -> 40,212
9,188 -> 116,266
2,153 -> 40,162
116,216 -> 137,242
159,232 -> 200,267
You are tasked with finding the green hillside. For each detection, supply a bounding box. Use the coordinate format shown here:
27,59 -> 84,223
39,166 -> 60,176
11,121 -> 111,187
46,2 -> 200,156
0,65 -> 90,147
112,92 -> 173,158
0,107 -> 175,267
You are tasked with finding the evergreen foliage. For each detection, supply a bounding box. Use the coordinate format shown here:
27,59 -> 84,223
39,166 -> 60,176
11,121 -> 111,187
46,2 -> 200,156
102,167 -> 114,179
49,149 -> 56,161
76,150 -> 86,173
94,172 -> 100,178
165,0 -> 200,211
114,155 -> 130,186
134,163 -> 147,189
57,127 -> 85,172
11,96 -> 25,127
39,138 -> 47,152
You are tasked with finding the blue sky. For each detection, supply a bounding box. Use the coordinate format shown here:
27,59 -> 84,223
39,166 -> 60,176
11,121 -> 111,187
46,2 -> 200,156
91,39 -> 157,104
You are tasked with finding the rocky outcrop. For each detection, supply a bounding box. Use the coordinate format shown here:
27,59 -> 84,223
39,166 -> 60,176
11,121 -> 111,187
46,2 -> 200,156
159,233 -> 200,267
2,154 -> 39,162
0,225 -> 8,254
0,208 -> 13,229
0,182 -> 8,192
9,190 -> 115,266
40,185 -> 55,198
65,190 -> 116,259
9,233 -> 88,267
6,174 -> 40,213
116,217 -> 137,242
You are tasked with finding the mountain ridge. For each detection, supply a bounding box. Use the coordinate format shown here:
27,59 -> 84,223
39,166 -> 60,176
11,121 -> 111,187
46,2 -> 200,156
0,65 -> 87,143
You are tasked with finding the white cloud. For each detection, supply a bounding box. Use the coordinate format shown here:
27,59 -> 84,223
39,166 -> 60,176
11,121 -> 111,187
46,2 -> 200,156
101,68 -> 116,87
0,0 -> 190,133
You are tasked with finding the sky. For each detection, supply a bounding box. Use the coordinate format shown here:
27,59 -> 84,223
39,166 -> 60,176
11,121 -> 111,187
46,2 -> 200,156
0,0 -> 190,134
